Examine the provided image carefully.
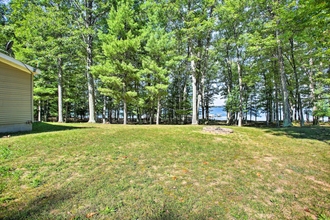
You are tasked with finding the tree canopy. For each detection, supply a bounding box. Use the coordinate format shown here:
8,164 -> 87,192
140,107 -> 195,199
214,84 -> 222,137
1,0 -> 329,126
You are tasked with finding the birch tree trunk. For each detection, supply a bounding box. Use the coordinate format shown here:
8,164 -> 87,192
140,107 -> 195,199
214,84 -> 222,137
237,60 -> 243,127
38,100 -> 41,122
289,38 -> 304,126
276,29 -> 292,127
85,0 -> 95,123
225,45 -> 233,125
86,34 -> 96,123
156,96 -> 161,125
191,58 -> 198,125
308,58 -> 318,125
123,100 -> 127,125
201,75 -> 205,120
57,57 -> 63,123
102,95 -> 106,124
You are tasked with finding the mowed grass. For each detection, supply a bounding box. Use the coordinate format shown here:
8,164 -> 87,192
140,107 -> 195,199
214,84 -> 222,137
0,123 -> 329,220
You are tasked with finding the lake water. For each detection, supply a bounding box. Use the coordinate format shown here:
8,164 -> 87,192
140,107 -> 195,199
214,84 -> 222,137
102,106 -> 327,123
206,106 -> 265,121
207,106 -> 328,122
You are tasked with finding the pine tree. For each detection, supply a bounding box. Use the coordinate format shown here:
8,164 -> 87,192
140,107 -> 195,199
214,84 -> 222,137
93,0 -> 141,125
9,0 -> 78,123
71,0 -> 112,123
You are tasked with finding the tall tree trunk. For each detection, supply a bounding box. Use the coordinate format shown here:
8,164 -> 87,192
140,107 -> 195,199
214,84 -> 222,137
308,58 -> 318,125
65,102 -> 68,122
108,102 -> 112,124
276,29 -> 292,127
275,80 -> 280,127
156,96 -> 161,125
116,108 -> 119,122
269,90 -> 273,123
200,69 -> 205,120
181,83 -> 187,124
289,38 -> 304,126
86,34 -> 95,123
102,95 -> 106,124
272,58 -> 280,127
197,92 -> 201,121
123,100 -> 127,125
245,97 -> 248,124
44,100 -> 48,122
136,108 -> 140,124
73,103 -> 77,121
149,108 -> 153,124
38,100 -> 41,122
191,58 -> 198,125
237,60 -> 243,127
85,0 -> 95,123
123,83 -> 127,124
249,94 -> 253,122
206,101 -> 210,121
225,44 -> 233,125
266,98 -> 269,126
57,57 -> 63,123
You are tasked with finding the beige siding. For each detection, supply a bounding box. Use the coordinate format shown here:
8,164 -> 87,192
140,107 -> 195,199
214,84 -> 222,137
0,62 -> 32,126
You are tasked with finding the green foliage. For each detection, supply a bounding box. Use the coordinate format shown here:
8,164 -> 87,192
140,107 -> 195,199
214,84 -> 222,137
1,0 -> 329,125
314,99 -> 330,118
93,0 -> 141,103
225,86 -> 241,113
313,86 -> 330,118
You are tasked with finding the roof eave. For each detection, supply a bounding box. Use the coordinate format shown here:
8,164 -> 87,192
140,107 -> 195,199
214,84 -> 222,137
0,52 -> 40,75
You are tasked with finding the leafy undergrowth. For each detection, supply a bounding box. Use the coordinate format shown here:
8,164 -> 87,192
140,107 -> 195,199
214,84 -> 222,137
0,123 -> 329,219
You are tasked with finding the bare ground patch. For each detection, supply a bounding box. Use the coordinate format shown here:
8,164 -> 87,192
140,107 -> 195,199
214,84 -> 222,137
202,126 -> 234,134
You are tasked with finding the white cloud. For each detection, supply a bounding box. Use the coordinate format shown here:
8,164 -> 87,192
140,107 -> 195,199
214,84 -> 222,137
212,95 -> 225,106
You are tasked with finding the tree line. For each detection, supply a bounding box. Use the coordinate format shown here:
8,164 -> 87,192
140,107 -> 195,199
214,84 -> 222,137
0,0 -> 329,126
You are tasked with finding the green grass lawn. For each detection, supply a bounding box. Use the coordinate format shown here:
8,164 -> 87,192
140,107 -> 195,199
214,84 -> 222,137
0,123 -> 329,219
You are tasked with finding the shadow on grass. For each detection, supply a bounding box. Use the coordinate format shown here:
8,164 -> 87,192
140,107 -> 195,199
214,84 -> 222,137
2,194 -> 222,220
32,122 -> 92,134
1,187 -> 79,220
263,126 -> 330,145
149,208 -> 223,220
3,122 -> 92,137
